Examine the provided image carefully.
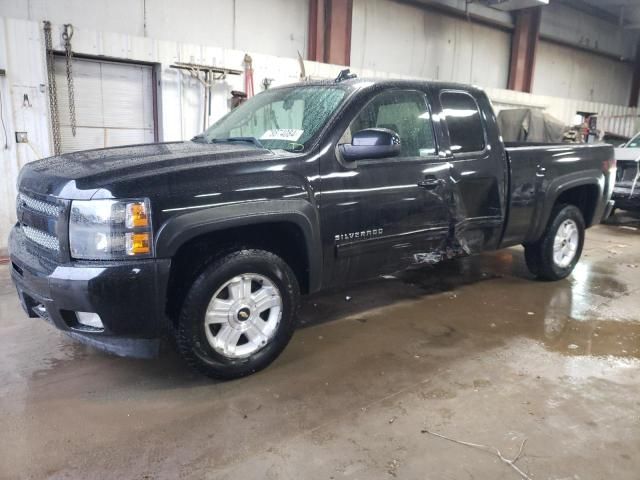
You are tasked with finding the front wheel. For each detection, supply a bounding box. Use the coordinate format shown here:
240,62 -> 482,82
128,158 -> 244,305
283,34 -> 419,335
524,204 -> 585,281
176,249 -> 300,380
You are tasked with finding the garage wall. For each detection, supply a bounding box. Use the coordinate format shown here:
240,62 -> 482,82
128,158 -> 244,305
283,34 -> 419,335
350,0 -> 512,89
539,2 -> 637,61
532,41 -> 635,107
0,16 -> 339,253
0,18 -> 50,255
0,0 -> 309,59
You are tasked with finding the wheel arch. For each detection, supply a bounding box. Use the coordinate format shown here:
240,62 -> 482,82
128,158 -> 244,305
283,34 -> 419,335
156,200 -> 322,320
529,174 -> 602,242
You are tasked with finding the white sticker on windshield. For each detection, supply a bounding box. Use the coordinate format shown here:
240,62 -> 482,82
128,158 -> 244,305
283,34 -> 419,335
260,129 -> 304,141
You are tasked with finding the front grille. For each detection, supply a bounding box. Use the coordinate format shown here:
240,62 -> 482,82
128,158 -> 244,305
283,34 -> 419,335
18,193 -> 59,217
22,225 -> 60,252
17,190 -> 68,260
617,161 -> 639,184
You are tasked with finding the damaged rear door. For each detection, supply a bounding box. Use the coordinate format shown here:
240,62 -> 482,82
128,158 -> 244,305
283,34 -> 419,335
432,89 -> 508,254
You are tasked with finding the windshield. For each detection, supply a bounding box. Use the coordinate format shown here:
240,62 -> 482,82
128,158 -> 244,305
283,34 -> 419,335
625,132 -> 640,148
198,86 -> 347,152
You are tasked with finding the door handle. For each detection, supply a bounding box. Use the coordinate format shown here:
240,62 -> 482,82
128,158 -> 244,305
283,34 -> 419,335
417,177 -> 444,189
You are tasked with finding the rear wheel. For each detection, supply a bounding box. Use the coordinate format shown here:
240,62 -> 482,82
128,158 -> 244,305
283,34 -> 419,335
176,249 -> 300,380
524,204 -> 585,281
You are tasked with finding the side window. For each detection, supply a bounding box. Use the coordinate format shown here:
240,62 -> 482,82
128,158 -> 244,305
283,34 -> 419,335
440,91 -> 485,154
341,90 -> 436,157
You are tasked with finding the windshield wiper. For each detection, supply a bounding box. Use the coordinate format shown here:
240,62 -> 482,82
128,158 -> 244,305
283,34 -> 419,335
210,137 -> 265,149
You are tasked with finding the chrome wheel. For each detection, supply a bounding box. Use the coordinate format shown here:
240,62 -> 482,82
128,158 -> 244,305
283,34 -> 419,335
553,219 -> 579,268
204,274 -> 282,359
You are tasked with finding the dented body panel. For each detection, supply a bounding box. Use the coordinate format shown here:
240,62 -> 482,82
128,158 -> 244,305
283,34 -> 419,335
8,78 -> 614,355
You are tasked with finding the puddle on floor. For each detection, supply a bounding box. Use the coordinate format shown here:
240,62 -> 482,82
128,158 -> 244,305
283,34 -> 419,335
300,238 -> 640,363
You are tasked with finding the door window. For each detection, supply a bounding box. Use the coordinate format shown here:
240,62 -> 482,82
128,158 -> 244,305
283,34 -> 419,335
340,90 -> 436,157
440,91 -> 485,154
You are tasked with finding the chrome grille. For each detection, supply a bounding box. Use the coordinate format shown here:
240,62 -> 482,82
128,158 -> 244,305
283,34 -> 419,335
18,193 -> 59,217
22,225 -> 60,252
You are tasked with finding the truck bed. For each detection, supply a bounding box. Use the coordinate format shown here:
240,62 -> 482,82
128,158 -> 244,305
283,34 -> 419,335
500,142 -> 615,248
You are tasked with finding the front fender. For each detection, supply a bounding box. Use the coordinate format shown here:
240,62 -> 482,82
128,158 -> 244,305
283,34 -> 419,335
154,199 -> 323,292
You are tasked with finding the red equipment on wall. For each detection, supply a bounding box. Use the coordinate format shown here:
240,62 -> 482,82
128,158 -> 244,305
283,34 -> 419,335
244,54 -> 254,99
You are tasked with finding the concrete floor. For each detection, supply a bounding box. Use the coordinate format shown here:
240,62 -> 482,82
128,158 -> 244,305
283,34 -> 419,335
1,214 -> 639,480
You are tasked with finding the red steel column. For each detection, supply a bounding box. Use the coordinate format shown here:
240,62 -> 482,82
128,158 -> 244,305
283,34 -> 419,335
308,0 -> 352,66
508,7 -> 542,92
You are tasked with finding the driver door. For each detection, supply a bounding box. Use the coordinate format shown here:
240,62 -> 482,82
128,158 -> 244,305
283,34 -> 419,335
319,89 -> 452,284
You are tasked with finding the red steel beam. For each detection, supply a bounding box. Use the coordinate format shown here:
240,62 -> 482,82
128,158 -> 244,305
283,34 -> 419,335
307,0 -> 324,63
508,6 -> 541,93
307,0 -> 352,66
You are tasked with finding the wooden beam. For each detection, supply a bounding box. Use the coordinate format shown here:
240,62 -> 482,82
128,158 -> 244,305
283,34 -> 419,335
508,6 -> 541,92
308,0 -> 352,66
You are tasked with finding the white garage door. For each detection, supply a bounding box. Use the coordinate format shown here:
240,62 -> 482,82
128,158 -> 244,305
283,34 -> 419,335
54,57 -> 155,153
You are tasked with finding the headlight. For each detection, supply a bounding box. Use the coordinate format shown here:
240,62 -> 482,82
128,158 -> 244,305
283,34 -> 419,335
69,198 -> 152,259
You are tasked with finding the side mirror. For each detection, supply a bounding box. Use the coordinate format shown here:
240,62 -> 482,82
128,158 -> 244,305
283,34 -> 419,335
339,128 -> 401,161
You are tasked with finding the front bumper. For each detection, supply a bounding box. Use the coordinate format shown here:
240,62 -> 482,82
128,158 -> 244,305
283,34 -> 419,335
9,225 -> 171,358
612,186 -> 640,211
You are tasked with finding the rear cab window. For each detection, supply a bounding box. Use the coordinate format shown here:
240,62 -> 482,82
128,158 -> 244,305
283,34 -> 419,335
439,91 -> 486,154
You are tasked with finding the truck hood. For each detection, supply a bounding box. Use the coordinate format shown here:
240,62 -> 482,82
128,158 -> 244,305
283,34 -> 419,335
18,141 -> 276,199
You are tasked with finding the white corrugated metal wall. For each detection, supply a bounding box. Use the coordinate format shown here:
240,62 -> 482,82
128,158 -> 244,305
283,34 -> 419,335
533,40 -> 635,106
350,0 -> 512,89
0,0 -> 310,59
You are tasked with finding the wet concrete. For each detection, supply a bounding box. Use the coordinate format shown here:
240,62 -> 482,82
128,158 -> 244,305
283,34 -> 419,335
1,216 -> 639,479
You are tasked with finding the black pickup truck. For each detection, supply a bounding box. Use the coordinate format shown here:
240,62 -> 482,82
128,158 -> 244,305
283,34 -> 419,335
9,77 -> 615,379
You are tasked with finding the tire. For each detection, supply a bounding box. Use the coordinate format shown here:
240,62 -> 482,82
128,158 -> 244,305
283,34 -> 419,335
176,249 -> 300,380
524,204 -> 585,281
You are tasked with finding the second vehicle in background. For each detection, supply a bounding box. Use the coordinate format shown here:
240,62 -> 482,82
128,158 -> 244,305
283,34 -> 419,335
612,132 -> 640,213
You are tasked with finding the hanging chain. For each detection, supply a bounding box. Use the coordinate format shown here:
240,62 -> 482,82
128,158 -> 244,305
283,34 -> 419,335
43,21 -> 61,156
62,24 -> 76,137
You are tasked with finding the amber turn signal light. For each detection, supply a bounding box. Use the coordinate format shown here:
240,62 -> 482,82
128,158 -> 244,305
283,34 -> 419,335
126,233 -> 150,255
